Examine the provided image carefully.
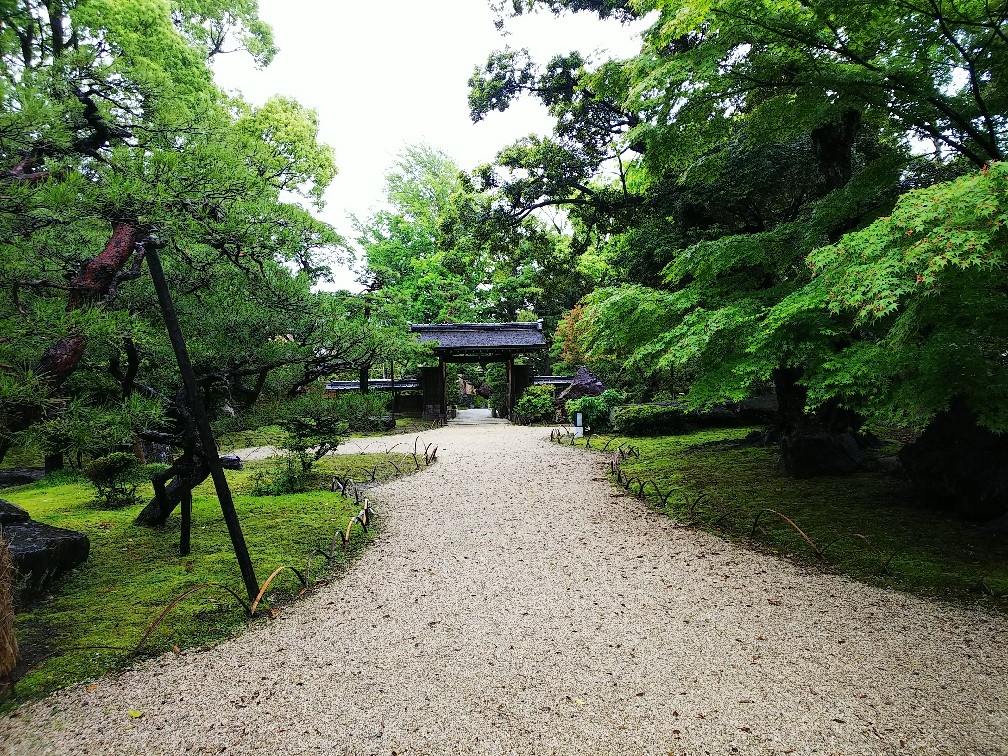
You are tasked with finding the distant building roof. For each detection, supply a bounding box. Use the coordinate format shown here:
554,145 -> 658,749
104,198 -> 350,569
410,322 -> 547,357
325,379 -> 420,392
532,375 -> 575,386
557,366 -> 605,402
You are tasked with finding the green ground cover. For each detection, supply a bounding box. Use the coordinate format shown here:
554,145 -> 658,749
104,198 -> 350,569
216,417 -> 432,453
216,424 -> 288,452
564,428 -> 1008,611
2,450 -> 420,706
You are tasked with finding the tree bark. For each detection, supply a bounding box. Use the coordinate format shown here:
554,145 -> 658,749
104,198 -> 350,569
134,453 -> 243,526
44,450 -> 64,473
773,365 -> 863,477
0,223 -> 142,462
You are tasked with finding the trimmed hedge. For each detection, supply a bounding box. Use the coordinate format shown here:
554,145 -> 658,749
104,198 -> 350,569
612,404 -> 691,436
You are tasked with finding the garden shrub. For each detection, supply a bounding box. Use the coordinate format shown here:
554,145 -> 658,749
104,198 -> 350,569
485,364 -> 509,416
612,404 -> 690,436
566,389 -> 626,431
326,391 -> 393,432
249,453 -> 310,496
84,452 -> 163,508
513,385 -> 554,423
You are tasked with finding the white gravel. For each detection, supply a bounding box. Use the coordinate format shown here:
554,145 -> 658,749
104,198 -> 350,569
2,422 -> 1006,755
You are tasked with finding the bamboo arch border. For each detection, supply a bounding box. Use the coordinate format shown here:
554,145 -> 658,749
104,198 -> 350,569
4,437 -> 441,697
550,428 -> 975,588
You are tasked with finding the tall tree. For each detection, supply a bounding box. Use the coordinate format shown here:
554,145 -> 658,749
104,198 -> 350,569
472,0 -> 1006,476
355,145 -> 479,324
0,0 -> 341,467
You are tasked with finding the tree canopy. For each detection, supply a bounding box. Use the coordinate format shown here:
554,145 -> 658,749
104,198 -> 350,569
0,0 -> 350,467
472,0 -> 1005,422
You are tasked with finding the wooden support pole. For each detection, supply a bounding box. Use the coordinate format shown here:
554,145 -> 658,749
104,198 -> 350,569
507,356 -> 514,416
180,485 -> 192,557
145,242 -> 260,603
439,357 -> 447,422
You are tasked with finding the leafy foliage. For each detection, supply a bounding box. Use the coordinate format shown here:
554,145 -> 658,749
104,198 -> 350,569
0,0 -> 358,475
479,0 -> 1007,453
565,388 -> 625,430
485,363 -> 510,416
513,384 -> 555,422
247,391 -> 392,494
784,162 -> 1008,432
83,452 -> 164,508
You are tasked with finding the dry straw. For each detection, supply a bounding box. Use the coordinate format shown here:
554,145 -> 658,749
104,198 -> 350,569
0,533 -> 17,681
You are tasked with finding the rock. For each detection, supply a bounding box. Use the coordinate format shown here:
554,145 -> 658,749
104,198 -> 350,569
779,431 -> 862,477
219,455 -> 243,470
898,400 -> 1008,521
0,499 -> 30,525
2,514 -> 89,603
0,469 -> 44,489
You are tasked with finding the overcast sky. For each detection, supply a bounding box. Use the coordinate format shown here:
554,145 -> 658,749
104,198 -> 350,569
212,1 -> 648,289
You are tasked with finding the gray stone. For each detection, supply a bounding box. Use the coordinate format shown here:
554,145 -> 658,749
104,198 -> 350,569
0,498 -> 30,525
1,505 -> 89,602
0,468 -> 44,488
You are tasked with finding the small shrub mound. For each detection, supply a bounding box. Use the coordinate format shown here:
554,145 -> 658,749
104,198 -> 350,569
612,404 -> 691,436
83,453 -> 165,508
249,453 -> 311,496
566,389 -> 626,431
513,385 -> 554,423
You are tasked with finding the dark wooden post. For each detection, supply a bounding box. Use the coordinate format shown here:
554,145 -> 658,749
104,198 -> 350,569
439,357 -> 447,422
506,356 -> 514,417
180,485 -> 192,557
145,241 -> 259,603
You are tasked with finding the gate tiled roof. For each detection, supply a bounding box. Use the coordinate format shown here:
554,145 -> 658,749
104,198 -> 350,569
410,322 -> 546,354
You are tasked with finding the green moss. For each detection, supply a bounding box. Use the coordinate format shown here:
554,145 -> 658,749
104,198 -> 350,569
216,425 -> 287,453
569,428 -> 1008,611
2,449 -> 424,706
0,444 -> 43,469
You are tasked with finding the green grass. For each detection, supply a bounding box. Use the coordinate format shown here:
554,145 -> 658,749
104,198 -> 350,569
216,417 -> 434,451
565,428 -> 1008,611
2,450 -> 423,706
216,424 -> 287,453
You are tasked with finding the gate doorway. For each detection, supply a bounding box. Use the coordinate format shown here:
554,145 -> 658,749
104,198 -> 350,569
411,322 -> 548,423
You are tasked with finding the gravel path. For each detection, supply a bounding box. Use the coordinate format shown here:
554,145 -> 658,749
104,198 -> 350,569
2,423 -> 1006,755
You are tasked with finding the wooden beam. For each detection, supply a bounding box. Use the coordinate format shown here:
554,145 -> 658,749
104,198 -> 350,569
147,244 -> 259,603
439,357 -> 447,421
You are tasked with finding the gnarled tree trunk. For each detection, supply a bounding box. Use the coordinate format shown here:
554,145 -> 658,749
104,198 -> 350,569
773,366 -> 863,478
0,223 -> 141,462
134,452 -> 243,527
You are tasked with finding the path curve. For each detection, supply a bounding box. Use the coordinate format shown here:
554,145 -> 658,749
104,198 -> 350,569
2,424 -> 1006,754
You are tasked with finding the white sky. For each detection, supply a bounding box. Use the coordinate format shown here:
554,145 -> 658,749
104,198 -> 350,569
212,1 -> 648,289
